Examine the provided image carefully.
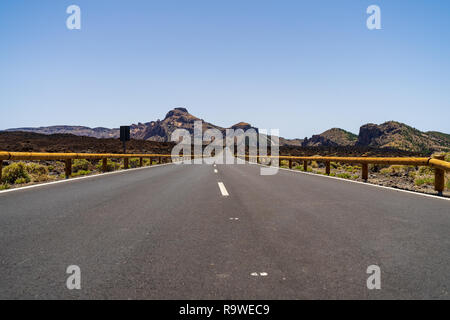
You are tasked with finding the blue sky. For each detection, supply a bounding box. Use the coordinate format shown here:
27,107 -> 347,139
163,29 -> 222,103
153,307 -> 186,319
1,0 -> 449,138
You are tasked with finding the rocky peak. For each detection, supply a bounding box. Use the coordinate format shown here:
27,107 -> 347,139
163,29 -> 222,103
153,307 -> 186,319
357,123 -> 383,146
231,122 -> 253,131
164,107 -> 190,120
302,128 -> 357,147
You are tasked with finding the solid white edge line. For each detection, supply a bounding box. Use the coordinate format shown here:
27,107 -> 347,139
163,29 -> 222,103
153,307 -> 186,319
0,162 -> 175,195
244,160 -> 450,202
218,182 -> 229,196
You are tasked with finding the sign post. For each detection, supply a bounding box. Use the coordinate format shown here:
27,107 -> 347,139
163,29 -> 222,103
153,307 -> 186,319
120,126 -> 130,153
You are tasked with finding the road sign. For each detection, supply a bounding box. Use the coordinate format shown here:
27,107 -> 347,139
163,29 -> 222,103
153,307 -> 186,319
120,126 -> 130,142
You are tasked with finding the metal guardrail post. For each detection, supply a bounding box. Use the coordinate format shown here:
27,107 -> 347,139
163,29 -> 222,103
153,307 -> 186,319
65,159 -> 72,179
362,163 -> 369,182
303,160 -> 308,172
289,159 -> 293,169
434,155 -> 445,196
124,158 -> 129,169
102,158 -> 107,172
139,157 -> 143,167
326,161 -> 331,175
159,157 -> 162,164
0,160 -> 2,182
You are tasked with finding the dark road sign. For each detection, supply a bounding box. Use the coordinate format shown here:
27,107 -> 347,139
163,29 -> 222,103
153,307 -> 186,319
120,126 -> 130,142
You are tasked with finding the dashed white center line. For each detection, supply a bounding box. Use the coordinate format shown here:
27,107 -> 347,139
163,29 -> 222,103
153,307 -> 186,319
214,169 -> 218,173
251,272 -> 268,277
217,182 -> 229,196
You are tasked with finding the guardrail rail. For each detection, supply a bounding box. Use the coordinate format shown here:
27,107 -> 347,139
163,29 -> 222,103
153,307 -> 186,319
238,154 -> 450,196
1,151 -> 449,196
0,151 -> 175,180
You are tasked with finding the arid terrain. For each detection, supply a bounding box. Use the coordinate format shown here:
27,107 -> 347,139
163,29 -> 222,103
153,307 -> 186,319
6,107 -> 450,153
0,130 -> 448,197
1,107 -> 449,195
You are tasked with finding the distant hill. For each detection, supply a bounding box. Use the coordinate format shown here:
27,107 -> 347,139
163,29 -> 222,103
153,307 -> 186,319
5,108 -> 299,146
356,121 -> 450,153
4,109 -> 449,153
302,128 -> 357,147
4,125 -> 119,139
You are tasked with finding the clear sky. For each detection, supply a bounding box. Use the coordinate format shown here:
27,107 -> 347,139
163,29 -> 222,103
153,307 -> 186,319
1,0 -> 449,139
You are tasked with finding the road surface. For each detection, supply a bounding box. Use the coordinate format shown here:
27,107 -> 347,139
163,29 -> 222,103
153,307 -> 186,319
0,160 -> 449,299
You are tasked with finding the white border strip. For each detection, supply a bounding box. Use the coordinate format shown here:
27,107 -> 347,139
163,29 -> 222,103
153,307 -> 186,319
0,162 -> 174,195
245,161 -> 450,202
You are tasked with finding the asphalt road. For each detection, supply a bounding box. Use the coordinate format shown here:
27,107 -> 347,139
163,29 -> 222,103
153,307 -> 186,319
0,160 -> 449,299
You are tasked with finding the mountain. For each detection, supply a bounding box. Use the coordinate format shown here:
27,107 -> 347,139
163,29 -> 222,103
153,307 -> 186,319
302,128 -> 357,147
130,107 -> 224,142
5,108 -> 224,142
356,121 -> 450,153
5,107 -> 301,146
4,109 -> 449,153
4,125 -> 119,139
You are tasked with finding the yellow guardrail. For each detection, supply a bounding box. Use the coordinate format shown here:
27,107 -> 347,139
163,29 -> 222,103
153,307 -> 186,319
238,154 -> 450,195
0,151 -> 176,181
0,151 -> 449,196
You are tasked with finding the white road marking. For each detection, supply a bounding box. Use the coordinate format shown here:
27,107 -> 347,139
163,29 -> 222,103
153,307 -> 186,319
248,161 -> 450,202
0,162 -> 174,195
214,169 -> 218,173
251,272 -> 268,277
218,182 -> 229,196
229,217 -> 239,220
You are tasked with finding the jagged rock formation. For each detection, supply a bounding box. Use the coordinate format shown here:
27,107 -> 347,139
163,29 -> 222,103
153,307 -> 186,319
356,121 -> 450,152
4,110 -> 449,152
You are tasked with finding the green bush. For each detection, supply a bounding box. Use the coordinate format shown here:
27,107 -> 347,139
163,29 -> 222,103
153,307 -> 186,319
129,158 -> 142,168
73,159 -> 90,172
2,162 -> 31,184
26,163 -> 48,175
15,177 -> 28,184
25,163 -> 51,182
337,173 -> 352,179
72,170 -> 91,177
0,183 -> 10,190
95,159 -> 120,172
345,166 -> 354,172
415,177 -> 434,186
279,160 -> 288,168
418,166 -> 433,175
